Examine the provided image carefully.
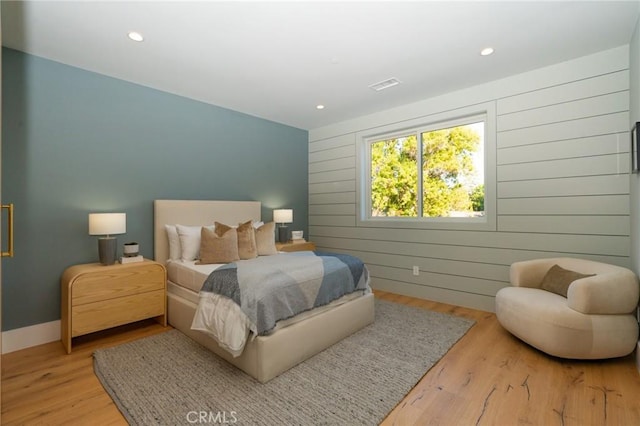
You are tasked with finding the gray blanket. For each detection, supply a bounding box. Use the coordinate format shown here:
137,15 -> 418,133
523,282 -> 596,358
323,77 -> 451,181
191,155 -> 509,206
199,251 -> 370,335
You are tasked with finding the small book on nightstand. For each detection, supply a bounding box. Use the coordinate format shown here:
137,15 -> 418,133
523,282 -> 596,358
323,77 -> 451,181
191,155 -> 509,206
120,255 -> 144,264
290,238 -> 307,244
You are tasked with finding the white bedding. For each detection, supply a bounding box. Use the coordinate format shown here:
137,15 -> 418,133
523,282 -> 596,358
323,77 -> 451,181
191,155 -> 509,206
191,291 -> 253,356
166,260 -> 224,293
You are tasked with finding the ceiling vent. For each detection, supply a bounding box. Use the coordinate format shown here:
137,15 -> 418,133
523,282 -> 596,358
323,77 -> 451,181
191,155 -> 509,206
369,78 -> 401,92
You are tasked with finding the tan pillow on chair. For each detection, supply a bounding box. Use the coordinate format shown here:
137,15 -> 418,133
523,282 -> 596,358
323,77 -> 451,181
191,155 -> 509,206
196,224 -> 240,264
540,264 -> 594,297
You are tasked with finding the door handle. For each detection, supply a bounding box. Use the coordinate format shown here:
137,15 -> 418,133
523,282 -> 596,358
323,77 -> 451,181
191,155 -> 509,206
2,203 -> 14,257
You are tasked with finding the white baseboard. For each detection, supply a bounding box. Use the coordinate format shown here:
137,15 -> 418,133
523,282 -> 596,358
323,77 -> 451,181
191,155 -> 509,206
2,320 -> 61,354
371,278 -> 495,313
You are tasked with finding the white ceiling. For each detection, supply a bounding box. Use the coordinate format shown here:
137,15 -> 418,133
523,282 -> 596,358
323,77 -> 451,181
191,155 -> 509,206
2,1 -> 640,130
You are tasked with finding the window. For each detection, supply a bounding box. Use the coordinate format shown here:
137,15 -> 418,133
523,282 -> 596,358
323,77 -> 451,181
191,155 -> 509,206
363,112 -> 490,226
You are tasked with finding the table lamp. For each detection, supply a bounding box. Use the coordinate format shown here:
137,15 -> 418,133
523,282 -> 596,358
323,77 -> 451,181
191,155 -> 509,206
273,209 -> 293,243
89,213 -> 126,265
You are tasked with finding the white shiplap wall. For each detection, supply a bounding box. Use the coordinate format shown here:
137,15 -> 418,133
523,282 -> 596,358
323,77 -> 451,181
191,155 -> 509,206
308,46 -> 631,312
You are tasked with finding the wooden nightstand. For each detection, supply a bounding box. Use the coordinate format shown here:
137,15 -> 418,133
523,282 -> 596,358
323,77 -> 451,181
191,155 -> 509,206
276,241 -> 316,252
61,259 -> 167,354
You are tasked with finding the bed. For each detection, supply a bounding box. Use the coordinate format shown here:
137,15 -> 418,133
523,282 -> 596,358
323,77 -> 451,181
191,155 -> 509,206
153,199 -> 375,383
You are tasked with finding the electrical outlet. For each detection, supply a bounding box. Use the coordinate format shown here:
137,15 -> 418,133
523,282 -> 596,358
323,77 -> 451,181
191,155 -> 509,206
413,266 -> 419,276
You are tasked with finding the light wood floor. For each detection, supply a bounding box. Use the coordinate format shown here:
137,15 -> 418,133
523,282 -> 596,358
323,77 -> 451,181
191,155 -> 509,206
2,290 -> 640,425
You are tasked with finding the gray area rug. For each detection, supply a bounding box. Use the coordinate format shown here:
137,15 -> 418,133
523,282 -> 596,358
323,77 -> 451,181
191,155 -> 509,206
94,299 -> 474,425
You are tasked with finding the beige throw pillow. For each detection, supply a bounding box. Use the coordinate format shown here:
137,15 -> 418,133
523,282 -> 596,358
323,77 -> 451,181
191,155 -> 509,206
213,221 -> 233,237
237,220 -> 258,260
540,264 -> 594,297
255,221 -> 277,256
196,224 -> 239,264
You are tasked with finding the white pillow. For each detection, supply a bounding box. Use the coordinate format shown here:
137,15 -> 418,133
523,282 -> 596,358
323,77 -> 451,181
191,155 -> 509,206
176,224 -> 214,261
165,225 -> 181,261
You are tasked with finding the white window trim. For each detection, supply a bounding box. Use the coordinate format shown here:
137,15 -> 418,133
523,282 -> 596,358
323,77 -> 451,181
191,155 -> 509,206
356,101 -> 497,231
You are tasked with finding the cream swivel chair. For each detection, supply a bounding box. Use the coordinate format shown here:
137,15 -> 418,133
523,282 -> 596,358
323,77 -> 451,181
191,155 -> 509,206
495,258 -> 639,359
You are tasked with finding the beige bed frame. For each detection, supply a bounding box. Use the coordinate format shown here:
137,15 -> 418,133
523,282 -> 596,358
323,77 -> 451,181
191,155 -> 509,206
154,199 -> 375,383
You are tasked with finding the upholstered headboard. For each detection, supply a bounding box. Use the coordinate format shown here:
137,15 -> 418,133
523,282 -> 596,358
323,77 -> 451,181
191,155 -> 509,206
153,199 -> 261,265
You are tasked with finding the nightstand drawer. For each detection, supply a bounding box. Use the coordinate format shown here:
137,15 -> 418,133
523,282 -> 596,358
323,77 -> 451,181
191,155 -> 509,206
72,289 -> 165,337
72,263 -> 164,305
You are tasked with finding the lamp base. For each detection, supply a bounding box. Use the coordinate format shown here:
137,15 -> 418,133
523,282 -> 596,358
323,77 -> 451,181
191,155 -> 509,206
98,237 -> 118,265
278,226 -> 289,243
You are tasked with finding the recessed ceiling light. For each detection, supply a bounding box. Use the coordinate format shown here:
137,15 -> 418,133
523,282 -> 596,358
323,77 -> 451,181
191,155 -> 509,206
128,32 -> 144,42
480,47 -> 494,56
316,105 -> 325,110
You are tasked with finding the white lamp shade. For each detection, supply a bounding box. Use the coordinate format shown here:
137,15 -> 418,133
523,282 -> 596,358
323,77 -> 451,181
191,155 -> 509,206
273,209 -> 293,224
89,213 -> 126,235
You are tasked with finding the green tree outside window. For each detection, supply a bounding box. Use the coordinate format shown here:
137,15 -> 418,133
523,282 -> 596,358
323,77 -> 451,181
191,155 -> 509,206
370,122 -> 484,218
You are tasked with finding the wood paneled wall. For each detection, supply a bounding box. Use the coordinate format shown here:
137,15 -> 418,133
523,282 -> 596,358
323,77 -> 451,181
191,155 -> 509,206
308,46 -> 631,312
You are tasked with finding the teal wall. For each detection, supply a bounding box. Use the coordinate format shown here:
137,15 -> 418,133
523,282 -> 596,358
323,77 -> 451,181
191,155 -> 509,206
1,47 -> 309,331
